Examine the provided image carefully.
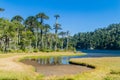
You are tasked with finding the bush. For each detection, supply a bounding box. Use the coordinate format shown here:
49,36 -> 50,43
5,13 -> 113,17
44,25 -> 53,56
33,48 -> 39,52
40,48 -> 53,52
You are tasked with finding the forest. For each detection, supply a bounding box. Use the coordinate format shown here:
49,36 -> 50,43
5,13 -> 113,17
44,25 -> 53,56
0,8 -> 73,52
0,8 -> 120,53
74,24 -> 120,50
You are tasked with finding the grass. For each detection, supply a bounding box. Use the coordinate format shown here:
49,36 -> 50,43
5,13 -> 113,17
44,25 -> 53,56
19,51 -> 85,61
0,53 -> 18,58
0,52 -> 120,80
0,52 -> 84,80
0,70 -> 35,80
62,57 -> 120,80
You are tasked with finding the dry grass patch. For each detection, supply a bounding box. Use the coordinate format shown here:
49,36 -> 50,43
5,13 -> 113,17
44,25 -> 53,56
0,52 -> 84,80
65,57 -> 120,80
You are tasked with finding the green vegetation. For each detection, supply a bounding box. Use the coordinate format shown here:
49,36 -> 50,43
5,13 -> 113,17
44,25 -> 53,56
0,53 -> 119,80
0,71 -> 37,80
0,7 -> 120,80
73,24 -> 120,50
0,52 -> 83,80
0,8 -> 74,53
1,7 -> 120,53
51,57 -> 120,80
19,52 -> 85,62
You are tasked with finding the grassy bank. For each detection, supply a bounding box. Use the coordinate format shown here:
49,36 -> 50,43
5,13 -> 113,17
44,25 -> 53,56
0,52 -> 120,80
19,51 -> 85,61
0,52 -> 84,80
61,57 -> 120,80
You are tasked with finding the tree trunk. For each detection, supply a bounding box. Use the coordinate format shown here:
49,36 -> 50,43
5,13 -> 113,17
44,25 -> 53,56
55,34 -> 57,51
61,40 -> 63,50
35,33 -> 38,48
40,29 -> 43,50
66,37 -> 69,50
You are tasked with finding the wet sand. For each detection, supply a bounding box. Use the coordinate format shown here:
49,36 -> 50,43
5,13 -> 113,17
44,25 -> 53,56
22,60 -> 92,76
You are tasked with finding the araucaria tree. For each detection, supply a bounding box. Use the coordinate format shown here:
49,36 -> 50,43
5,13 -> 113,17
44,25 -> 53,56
36,13 -> 49,50
59,31 -> 66,49
1,8 -> 120,53
11,15 -> 24,46
0,8 -> 4,12
54,14 -> 62,50
0,8 -> 73,53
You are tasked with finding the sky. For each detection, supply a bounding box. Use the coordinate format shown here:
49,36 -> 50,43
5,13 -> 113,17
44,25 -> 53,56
0,0 -> 120,35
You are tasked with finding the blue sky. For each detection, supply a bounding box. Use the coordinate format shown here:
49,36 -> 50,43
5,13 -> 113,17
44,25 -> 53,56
1,0 -> 120,35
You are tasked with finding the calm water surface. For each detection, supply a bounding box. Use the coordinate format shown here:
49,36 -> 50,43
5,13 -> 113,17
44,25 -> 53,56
22,50 -> 120,76
25,50 -> 120,65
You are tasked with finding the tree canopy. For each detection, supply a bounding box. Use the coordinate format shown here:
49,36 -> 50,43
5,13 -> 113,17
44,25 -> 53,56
0,8 -> 72,53
74,24 -> 120,50
0,8 -> 120,53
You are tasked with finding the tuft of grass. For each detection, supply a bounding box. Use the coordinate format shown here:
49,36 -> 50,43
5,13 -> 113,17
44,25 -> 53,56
0,70 -> 35,80
65,57 -> 120,80
110,70 -> 120,75
48,57 -> 120,80
19,52 -> 85,62
104,75 -> 120,80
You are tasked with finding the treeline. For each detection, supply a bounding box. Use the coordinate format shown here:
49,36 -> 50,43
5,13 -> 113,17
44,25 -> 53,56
1,8 -> 120,52
73,23 -> 120,50
0,8 -> 74,53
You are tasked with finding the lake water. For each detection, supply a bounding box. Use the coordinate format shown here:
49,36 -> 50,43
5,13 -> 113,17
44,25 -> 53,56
22,50 -> 120,76
23,50 -> 120,65
78,49 -> 120,57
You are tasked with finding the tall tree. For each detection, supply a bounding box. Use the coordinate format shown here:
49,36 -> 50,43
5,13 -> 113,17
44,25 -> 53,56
11,15 -> 24,46
0,19 -> 16,52
0,8 -> 5,18
59,31 -> 66,49
66,31 -> 70,50
44,24 -> 51,49
54,15 -> 60,22
36,13 -> 49,24
24,16 -> 38,48
36,13 -> 49,49
11,15 -> 24,23
0,8 -> 4,12
24,16 -> 37,32
54,14 -> 61,50
0,19 -> 9,52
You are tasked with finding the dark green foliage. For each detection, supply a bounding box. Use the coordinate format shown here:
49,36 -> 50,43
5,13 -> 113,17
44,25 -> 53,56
74,24 -> 120,50
11,15 -> 24,22
110,70 -> 120,75
0,8 -> 4,12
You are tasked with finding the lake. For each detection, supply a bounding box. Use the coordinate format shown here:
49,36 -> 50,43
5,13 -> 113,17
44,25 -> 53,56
23,50 -> 120,65
78,49 -> 120,57
22,50 -> 120,76
62,49 -> 120,64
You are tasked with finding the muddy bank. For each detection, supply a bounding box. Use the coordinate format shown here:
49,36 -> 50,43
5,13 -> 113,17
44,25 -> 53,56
22,59 -> 92,76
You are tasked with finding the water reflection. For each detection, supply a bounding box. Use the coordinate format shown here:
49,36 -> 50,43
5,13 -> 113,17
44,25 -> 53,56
30,57 -> 67,65
26,50 -> 120,65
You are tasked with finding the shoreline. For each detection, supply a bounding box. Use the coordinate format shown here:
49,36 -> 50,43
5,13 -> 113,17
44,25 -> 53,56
0,52 -> 120,80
